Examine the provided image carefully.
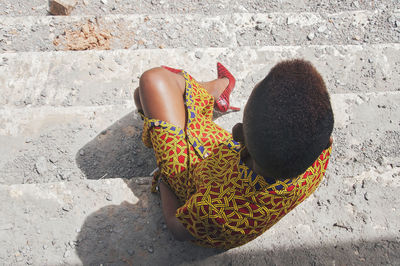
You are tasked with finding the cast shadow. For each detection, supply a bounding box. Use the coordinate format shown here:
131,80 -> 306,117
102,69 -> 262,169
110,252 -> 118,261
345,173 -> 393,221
75,178 -> 222,265
75,112 -> 223,265
75,109 -> 234,180
76,111 -> 157,180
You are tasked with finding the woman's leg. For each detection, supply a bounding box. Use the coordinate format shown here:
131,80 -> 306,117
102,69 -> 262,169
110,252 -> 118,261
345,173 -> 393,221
198,78 -> 228,99
133,68 -> 229,124
137,67 -> 186,128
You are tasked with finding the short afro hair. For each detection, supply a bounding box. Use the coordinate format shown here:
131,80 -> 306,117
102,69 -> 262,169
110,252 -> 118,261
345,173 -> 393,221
243,59 -> 334,179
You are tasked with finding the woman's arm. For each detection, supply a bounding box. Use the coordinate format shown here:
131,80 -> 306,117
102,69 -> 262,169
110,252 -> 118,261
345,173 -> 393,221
159,180 -> 194,241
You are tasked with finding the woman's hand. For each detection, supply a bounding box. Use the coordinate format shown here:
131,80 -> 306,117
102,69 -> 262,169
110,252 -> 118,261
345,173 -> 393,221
159,180 -> 194,241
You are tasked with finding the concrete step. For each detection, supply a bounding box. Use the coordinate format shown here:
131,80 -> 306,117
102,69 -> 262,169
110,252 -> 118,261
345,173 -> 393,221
1,10 -> 399,52
1,0 -> 397,17
0,103 -> 157,185
0,171 -> 398,265
1,91 -> 399,186
1,44 -> 399,109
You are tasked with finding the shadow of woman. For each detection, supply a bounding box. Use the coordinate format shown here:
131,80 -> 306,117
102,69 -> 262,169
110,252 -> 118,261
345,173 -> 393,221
75,112 -> 223,265
75,179 -> 222,265
76,111 -> 157,180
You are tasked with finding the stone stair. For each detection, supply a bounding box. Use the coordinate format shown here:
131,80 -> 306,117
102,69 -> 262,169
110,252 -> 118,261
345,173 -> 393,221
0,1 -> 400,265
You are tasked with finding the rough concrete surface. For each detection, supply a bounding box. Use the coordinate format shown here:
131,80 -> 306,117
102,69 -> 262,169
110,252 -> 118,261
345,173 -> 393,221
1,0 -> 400,265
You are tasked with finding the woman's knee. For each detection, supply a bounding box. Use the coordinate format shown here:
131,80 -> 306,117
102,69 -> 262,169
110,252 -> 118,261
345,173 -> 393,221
139,67 -> 168,96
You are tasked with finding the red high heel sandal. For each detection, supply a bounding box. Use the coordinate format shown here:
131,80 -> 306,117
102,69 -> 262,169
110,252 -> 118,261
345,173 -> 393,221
215,62 -> 240,112
161,65 -> 182,74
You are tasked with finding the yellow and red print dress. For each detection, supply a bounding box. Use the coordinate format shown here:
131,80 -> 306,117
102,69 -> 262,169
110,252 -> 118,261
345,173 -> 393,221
142,71 -> 332,249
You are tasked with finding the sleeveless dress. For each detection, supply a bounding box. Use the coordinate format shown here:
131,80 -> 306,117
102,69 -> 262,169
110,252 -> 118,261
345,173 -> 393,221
141,70 -> 332,249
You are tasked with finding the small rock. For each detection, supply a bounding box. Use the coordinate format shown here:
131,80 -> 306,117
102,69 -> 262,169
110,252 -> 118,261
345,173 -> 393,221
396,21 -> 400,28
43,245 -> 48,250
49,0 -> 77,16
76,228 -> 81,233
194,51 -> 203,59
286,17 -> 295,25
35,156 -> 48,175
57,172 -> 66,180
63,250 -> 71,258
79,150 -> 85,156
25,138 -> 32,143
62,205 -> 72,212
135,178 -> 150,185
83,0 -> 89,5
307,32 -> 315,40
100,0 -> 107,4
352,1 -> 360,8
255,23 -> 265,31
106,194 -> 112,201
147,246 -> 154,253
364,192 -> 369,201
128,249 -> 135,255
352,35 -> 361,41
317,25 -> 327,33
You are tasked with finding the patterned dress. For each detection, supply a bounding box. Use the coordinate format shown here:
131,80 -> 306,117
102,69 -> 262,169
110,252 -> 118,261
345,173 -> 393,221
142,71 -> 332,249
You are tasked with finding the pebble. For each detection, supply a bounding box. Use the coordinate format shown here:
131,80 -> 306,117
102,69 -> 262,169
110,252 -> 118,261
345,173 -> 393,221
317,25 -> 327,33
364,192 -> 369,201
62,205 -> 72,212
352,1 -> 360,8
135,178 -> 150,185
57,172 -> 66,180
63,250 -> 71,258
307,32 -> 315,40
147,246 -> 154,253
43,245 -> 48,250
49,0 -> 77,15
79,150 -> 85,156
106,194 -> 113,201
35,156 -> 48,175
100,0 -> 107,4
396,21 -> 400,28
194,51 -> 203,59
286,17 -> 295,25
128,249 -> 135,255
255,23 -> 265,31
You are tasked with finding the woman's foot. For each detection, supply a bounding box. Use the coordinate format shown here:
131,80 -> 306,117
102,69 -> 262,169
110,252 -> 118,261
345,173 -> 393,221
214,62 -> 240,112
